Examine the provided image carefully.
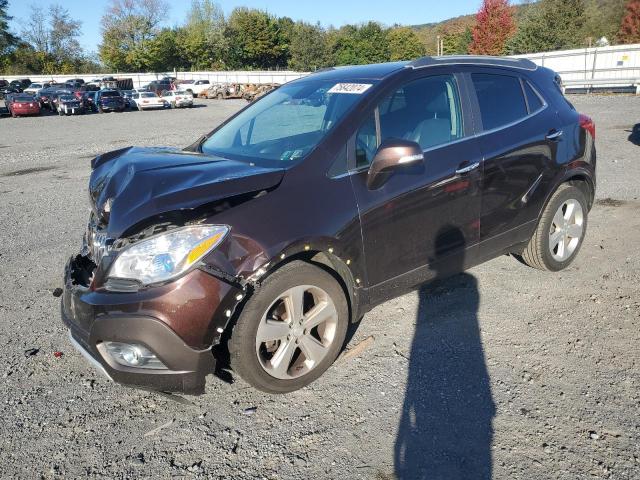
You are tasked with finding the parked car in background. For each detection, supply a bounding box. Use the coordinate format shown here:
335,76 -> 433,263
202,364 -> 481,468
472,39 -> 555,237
0,84 -> 20,98
177,79 -> 211,97
5,93 -> 40,117
24,83 -> 45,94
61,56 -> 596,395
55,93 -> 84,115
95,89 -> 125,113
80,91 -> 96,111
130,91 -> 168,110
146,80 -> 173,95
9,78 -> 31,92
161,90 -> 193,108
43,87 -> 73,111
120,90 -> 135,108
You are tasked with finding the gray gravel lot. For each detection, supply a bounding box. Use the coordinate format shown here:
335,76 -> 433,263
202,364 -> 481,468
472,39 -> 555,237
0,96 -> 638,479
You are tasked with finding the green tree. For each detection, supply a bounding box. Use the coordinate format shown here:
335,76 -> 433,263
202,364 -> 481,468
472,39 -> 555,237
224,8 -> 288,69
329,22 -> 390,66
18,4 -> 83,73
0,0 -> 18,62
387,27 -> 425,60
145,28 -> 185,72
508,0 -> 587,54
582,0 -> 626,44
179,0 -> 226,70
99,0 -> 168,71
288,21 -> 330,71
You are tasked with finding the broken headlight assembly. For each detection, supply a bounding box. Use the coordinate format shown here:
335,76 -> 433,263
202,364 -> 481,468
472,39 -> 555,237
107,225 -> 229,286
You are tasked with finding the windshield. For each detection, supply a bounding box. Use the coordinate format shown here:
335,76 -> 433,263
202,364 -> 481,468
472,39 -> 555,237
201,79 -> 373,166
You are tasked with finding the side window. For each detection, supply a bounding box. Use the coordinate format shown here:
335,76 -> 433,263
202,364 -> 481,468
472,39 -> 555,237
353,74 -> 464,169
379,75 -> 463,150
523,81 -> 544,113
355,113 -> 377,168
471,73 -> 527,131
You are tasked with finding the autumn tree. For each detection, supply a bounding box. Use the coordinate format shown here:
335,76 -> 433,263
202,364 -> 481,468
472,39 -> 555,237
469,0 -> 516,55
618,0 -> 640,43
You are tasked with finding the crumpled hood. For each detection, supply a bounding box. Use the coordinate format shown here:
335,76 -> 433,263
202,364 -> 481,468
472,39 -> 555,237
89,146 -> 285,238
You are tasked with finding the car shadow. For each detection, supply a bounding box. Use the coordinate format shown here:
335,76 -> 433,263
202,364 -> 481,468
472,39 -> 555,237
395,227 -> 495,479
627,123 -> 640,146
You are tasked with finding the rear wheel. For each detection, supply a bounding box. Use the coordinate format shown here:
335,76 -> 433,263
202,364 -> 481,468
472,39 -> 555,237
519,184 -> 588,271
229,261 -> 348,393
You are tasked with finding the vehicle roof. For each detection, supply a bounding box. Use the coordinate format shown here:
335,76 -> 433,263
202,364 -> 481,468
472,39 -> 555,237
300,61 -> 409,82
303,56 -> 538,84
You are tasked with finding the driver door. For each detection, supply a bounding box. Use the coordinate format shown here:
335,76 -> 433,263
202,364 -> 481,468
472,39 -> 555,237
349,73 -> 483,301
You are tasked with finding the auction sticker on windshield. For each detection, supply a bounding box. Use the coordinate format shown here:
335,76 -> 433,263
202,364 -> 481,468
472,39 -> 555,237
328,83 -> 373,94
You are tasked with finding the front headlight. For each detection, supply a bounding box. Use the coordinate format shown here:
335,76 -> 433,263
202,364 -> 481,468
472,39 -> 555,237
108,225 -> 229,285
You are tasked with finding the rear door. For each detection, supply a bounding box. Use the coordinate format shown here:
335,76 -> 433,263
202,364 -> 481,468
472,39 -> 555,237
467,69 -> 562,258
349,72 -> 483,300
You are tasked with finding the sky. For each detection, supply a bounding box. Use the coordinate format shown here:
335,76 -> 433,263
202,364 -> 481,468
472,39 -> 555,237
7,0 -> 488,53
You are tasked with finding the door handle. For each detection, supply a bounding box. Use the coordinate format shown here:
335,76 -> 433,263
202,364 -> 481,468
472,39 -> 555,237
546,130 -> 563,140
455,162 -> 480,174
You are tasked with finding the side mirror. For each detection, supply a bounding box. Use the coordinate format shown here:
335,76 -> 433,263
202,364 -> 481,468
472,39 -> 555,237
366,139 -> 424,190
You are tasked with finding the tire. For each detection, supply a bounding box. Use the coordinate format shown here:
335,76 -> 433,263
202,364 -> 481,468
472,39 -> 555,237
520,184 -> 588,271
217,93 -> 223,100
229,261 -> 349,393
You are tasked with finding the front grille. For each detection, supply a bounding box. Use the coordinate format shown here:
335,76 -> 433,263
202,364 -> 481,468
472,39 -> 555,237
82,214 -> 113,265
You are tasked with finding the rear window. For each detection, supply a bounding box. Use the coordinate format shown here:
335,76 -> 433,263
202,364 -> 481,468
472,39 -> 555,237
472,73 -> 528,131
101,91 -> 119,97
140,92 -> 156,98
523,81 -> 544,113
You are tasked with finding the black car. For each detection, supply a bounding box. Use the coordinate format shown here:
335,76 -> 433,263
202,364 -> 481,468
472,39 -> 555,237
54,93 -> 84,115
62,56 -> 596,395
80,91 -> 96,111
95,89 -> 125,113
41,88 -> 73,111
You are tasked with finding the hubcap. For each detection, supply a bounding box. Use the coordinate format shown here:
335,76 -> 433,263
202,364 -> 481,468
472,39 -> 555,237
549,199 -> 584,261
255,285 -> 338,380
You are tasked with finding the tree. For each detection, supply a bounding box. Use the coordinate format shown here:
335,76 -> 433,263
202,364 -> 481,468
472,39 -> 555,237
582,0 -> 627,45
387,27 -> 425,60
288,21 -> 330,71
19,4 -> 83,73
618,0 -> 640,43
179,0 -> 226,70
329,22 -> 390,66
0,0 -> 18,59
224,8 -> 287,69
99,0 -> 168,71
508,0 -> 587,54
469,0 -> 516,55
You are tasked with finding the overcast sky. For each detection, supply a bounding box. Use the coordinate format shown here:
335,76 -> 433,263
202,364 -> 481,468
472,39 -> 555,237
6,0 -> 501,53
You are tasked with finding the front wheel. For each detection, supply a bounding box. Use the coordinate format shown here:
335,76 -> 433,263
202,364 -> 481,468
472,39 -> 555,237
519,184 -> 588,271
229,261 -> 349,393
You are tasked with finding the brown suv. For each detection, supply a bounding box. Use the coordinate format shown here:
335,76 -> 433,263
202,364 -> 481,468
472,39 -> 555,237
62,56 -> 596,394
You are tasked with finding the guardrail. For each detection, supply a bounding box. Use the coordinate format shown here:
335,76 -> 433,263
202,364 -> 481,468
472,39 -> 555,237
562,77 -> 640,94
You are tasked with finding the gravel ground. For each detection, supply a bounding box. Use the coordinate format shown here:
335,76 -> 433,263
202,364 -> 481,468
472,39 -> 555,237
0,96 -> 638,479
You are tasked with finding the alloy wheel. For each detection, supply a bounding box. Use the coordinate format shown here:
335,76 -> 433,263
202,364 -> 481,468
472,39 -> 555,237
255,285 -> 338,380
549,199 -> 584,261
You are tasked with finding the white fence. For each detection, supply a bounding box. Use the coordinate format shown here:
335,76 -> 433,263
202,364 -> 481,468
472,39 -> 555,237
513,43 -> 640,92
2,43 -> 639,92
0,70 -> 308,89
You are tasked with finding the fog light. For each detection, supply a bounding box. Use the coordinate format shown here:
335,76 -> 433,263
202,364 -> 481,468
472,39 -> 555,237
102,342 -> 168,370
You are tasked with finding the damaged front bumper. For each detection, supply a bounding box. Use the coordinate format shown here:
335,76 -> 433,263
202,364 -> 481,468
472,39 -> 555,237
61,254 -> 241,394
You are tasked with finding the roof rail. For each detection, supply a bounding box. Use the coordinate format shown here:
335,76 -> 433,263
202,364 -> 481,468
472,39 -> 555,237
408,55 -> 538,71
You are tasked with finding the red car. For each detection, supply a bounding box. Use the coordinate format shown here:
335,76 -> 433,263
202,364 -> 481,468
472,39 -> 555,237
6,94 -> 40,117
